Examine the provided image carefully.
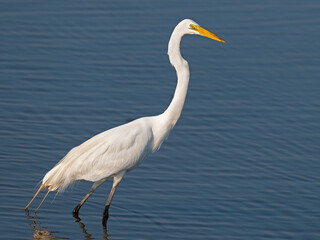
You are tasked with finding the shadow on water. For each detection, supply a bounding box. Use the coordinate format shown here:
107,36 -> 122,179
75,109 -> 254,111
75,215 -> 109,240
26,212 -> 65,240
24,197 -> 162,240
25,211 -> 109,240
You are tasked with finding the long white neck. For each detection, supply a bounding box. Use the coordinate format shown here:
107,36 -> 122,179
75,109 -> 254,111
150,21 -> 193,152
162,26 -> 190,128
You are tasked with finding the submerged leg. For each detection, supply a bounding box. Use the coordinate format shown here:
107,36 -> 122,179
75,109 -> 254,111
35,189 -> 50,213
73,179 -> 106,217
103,171 -> 126,219
25,184 -> 45,210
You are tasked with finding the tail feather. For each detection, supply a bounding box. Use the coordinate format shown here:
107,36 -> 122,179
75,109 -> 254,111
42,162 -> 76,192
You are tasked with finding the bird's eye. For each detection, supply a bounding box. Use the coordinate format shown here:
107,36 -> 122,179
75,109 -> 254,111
189,24 -> 196,30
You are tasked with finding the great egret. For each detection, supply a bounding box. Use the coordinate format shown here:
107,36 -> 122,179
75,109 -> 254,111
25,19 -> 225,219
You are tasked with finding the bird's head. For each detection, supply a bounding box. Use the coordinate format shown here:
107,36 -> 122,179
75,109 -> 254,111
180,19 -> 226,43
168,19 -> 225,66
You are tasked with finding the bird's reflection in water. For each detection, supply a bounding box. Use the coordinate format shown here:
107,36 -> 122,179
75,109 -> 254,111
26,211 -> 109,240
75,215 -> 109,240
33,229 -> 63,240
26,212 -> 65,240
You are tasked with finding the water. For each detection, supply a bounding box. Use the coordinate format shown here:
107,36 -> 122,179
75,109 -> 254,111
1,0 -> 320,239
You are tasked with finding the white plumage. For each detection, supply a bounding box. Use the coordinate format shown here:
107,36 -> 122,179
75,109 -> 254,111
25,19 -> 225,219
43,117 -> 155,191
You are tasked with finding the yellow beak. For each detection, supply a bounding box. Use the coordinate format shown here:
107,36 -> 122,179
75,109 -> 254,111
190,24 -> 226,43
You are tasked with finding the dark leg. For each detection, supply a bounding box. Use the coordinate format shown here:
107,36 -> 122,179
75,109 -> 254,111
103,187 -> 116,218
73,179 -> 106,218
102,213 -> 108,232
102,171 -> 125,220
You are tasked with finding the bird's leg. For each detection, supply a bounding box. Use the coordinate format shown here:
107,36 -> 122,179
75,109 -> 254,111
73,179 -> 106,218
35,189 -> 50,213
102,189 -> 114,219
102,215 -> 108,232
25,184 -> 46,210
102,171 -> 125,220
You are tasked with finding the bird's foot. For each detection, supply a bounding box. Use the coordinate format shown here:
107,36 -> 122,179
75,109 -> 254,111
72,204 -> 81,219
103,208 -> 109,219
102,206 -> 109,230
102,215 -> 108,225
102,205 -> 109,220
102,214 -> 108,231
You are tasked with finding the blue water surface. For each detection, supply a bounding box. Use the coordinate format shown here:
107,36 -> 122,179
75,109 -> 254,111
0,0 -> 319,239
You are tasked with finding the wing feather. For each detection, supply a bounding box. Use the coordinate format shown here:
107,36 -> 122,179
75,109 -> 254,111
43,117 -> 154,190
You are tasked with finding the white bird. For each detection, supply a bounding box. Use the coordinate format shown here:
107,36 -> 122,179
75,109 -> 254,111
25,19 -> 225,219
